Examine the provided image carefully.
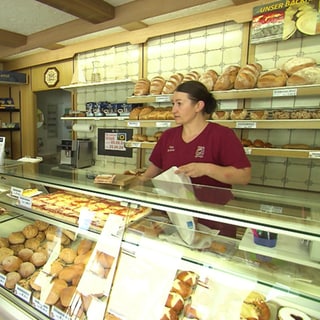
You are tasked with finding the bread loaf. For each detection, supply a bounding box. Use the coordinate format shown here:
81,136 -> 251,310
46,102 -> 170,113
150,76 -> 166,95
257,69 -> 288,88
129,106 -> 143,120
138,106 -> 155,120
282,56 -> 317,75
162,73 -> 184,94
230,109 -> 247,120
211,110 -> 230,120
199,69 -> 218,91
250,110 -> 269,120
182,70 -> 200,82
214,65 -> 240,90
234,63 -> 262,89
287,66 -> 320,86
133,78 -> 150,96
22,224 -> 39,239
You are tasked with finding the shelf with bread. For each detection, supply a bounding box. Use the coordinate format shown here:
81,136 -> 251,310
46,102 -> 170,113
60,78 -> 134,91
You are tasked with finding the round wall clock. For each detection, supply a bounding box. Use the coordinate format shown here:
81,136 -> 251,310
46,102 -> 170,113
44,67 -> 59,87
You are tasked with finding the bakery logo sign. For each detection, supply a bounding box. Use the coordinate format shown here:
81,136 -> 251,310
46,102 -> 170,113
250,0 -> 320,44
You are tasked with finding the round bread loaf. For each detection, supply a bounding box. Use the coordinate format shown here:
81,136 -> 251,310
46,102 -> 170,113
19,261 -> 36,278
22,224 -> 39,239
9,244 -> 24,255
5,271 -> 21,289
33,220 -> 49,231
214,65 -> 240,90
18,248 -> 34,262
59,247 -> 77,264
24,238 -> 40,251
0,237 -> 9,248
282,56 -> 317,76
257,69 -> 288,88
2,255 -> 23,272
30,251 -> 47,267
8,231 -> 25,244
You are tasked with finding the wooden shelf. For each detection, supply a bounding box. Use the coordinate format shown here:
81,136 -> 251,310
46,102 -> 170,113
61,116 -> 129,121
126,84 -> 320,103
245,147 -> 320,159
60,79 -> 134,91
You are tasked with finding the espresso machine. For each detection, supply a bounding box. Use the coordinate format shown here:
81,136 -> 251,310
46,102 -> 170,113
59,139 -> 93,168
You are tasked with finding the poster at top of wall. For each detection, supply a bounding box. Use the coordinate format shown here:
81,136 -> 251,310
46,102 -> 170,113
250,0 -> 320,44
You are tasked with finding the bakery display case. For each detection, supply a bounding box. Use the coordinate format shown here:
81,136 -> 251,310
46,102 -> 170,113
0,161 -> 319,320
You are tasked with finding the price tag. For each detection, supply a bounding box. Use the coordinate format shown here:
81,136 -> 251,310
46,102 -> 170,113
273,88 -> 297,97
51,306 -> 71,320
309,152 -> 320,159
236,121 -> 256,129
0,273 -> 6,286
155,121 -> 171,128
18,195 -> 32,208
155,95 -> 171,102
127,121 -> 140,127
130,142 -> 142,148
260,204 -> 283,214
10,186 -> 23,198
32,296 -> 50,316
244,147 -> 252,155
15,284 -> 32,302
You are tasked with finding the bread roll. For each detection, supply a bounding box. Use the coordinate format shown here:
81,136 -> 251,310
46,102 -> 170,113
59,248 -> 77,264
282,56 -> 317,76
165,292 -> 184,313
171,279 -> 192,299
0,237 -> 9,248
62,229 -> 76,241
33,220 -> 49,231
161,307 -> 178,320
24,238 -> 40,251
291,109 -> 311,119
19,261 -> 36,278
257,69 -> 288,88
49,260 -> 64,275
176,270 -> 198,287
77,239 -> 93,255
18,248 -> 34,262
29,271 -> 41,291
287,66 -> 320,86
214,65 -> 240,90
45,279 -> 68,305
35,231 -> 45,242
30,251 -> 47,267
22,224 -> 39,239
241,139 -> 253,147
234,63 -> 262,89
9,244 -> 25,255
253,139 -> 265,148
60,286 -> 77,307
8,231 -> 25,245
5,271 -> 21,289
74,249 -> 93,265
272,110 -> 291,119
250,110 -> 269,120
2,255 -> 23,272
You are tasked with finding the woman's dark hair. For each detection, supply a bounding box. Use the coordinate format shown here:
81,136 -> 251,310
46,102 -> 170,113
175,80 -> 217,115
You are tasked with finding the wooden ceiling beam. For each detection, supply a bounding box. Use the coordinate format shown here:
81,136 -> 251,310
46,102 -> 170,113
35,0 -> 115,24
0,29 -> 27,47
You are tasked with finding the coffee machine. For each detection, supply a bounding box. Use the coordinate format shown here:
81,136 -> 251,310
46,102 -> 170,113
59,139 -> 93,168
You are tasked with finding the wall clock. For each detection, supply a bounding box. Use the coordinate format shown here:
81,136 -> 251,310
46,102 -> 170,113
44,67 -> 59,87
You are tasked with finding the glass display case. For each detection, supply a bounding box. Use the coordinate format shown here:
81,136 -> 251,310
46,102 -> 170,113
0,160 -> 319,320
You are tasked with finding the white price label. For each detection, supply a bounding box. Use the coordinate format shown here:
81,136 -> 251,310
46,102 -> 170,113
236,121 -> 256,129
127,121 -> 140,127
0,273 -> 6,286
309,152 -> 320,159
155,95 -> 171,102
15,284 -> 31,302
130,142 -> 142,148
260,204 -> 283,214
11,186 -> 23,198
273,88 -> 297,97
18,195 -> 32,208
32,297 -> 50,316
244,147 -> 252,155
155,121 -> 171,128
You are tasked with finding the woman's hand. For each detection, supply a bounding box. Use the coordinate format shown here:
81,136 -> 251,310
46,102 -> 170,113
175,163 -> 207,178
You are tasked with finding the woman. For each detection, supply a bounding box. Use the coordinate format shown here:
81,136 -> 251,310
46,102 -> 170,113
142,80 -> 251,237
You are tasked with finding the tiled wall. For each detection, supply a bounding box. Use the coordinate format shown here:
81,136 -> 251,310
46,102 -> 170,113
74,22 -> 320,191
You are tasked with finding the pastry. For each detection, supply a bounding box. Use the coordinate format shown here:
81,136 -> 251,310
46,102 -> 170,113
77,239 -> 93,255
62,229 -> 76,241
241,291 -> 270,320
253,139 -> 265,148
176,270 -> 198,287
165,292 -> 184,313
30,251 -> 47,267
9,244 -> 24,255
272,110 -> 291,119
24,238 -> 40,251
161,307 -> 178,320
211,110 -> 230,120
33,220 -> 49,231
230,109 -> 248,120
171,279 -> 193,299
278,307 -> 311,320
250,110 -> 269,120
49,260 -> 64,275
0,237 -> 9,248
74,250 -> 93,265
290,110 -> 311,119
214,65 -> 240,90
